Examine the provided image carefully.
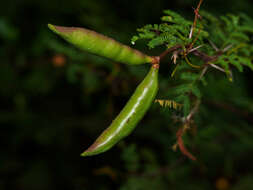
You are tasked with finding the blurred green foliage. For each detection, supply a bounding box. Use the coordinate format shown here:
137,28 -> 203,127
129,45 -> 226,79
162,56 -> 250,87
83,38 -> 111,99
1,0 -> 253,190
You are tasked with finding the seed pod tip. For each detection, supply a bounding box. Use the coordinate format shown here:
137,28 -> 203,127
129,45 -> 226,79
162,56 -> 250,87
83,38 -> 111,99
48,23 -> 59,34
80,152 -> 89,157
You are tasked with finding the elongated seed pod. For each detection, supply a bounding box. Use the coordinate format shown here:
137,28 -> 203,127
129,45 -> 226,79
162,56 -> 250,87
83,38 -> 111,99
48,24 -> 153,65
81,64 -> 159,156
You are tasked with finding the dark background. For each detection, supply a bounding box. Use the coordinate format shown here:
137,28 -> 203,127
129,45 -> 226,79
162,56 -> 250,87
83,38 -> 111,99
1,0 -> 253,189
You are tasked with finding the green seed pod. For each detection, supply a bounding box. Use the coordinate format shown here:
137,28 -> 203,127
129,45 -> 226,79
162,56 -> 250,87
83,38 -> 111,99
48,24 -> 153,65
81,64 -> 159,157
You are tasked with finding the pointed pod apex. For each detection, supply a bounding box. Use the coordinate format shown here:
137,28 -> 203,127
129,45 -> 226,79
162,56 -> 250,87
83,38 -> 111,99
80,150 -> 99,157
80,142 -> 101,157
80,151 -> 89,157
47,23 -> 54,29
48,24 -> 58,34
48,24 -> 77,35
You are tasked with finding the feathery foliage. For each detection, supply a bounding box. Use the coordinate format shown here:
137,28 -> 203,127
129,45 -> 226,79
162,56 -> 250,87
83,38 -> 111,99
131,7 -> 253,160
132,9 -> 253,119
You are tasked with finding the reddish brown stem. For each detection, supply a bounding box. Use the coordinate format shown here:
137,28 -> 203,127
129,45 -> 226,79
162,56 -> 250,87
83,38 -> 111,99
176,128 -> 197,161
190,0 -> 203,41
159,45 -> 182,60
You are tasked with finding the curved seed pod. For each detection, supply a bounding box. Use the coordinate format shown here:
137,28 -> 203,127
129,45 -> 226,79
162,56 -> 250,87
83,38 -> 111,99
81,64 -> 159,157
48,24 -> 153,65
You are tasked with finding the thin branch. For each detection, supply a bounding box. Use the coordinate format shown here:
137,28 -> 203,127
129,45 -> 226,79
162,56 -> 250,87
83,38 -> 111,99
176,127 -> 197,161
189,28 -> 202,51
186,100 -> 201,121
189,26 -> 194,39
188,0 -> 204,51
199,65 -> 208,79
192,49 -> 223,63
222,44 -> 233,52
190,0 -> 203,39
188,45 -> 204,53
159,45 -> 182,60
209,63 -> 226,73
174,100 -> 201,161
208,40 -> 219,52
